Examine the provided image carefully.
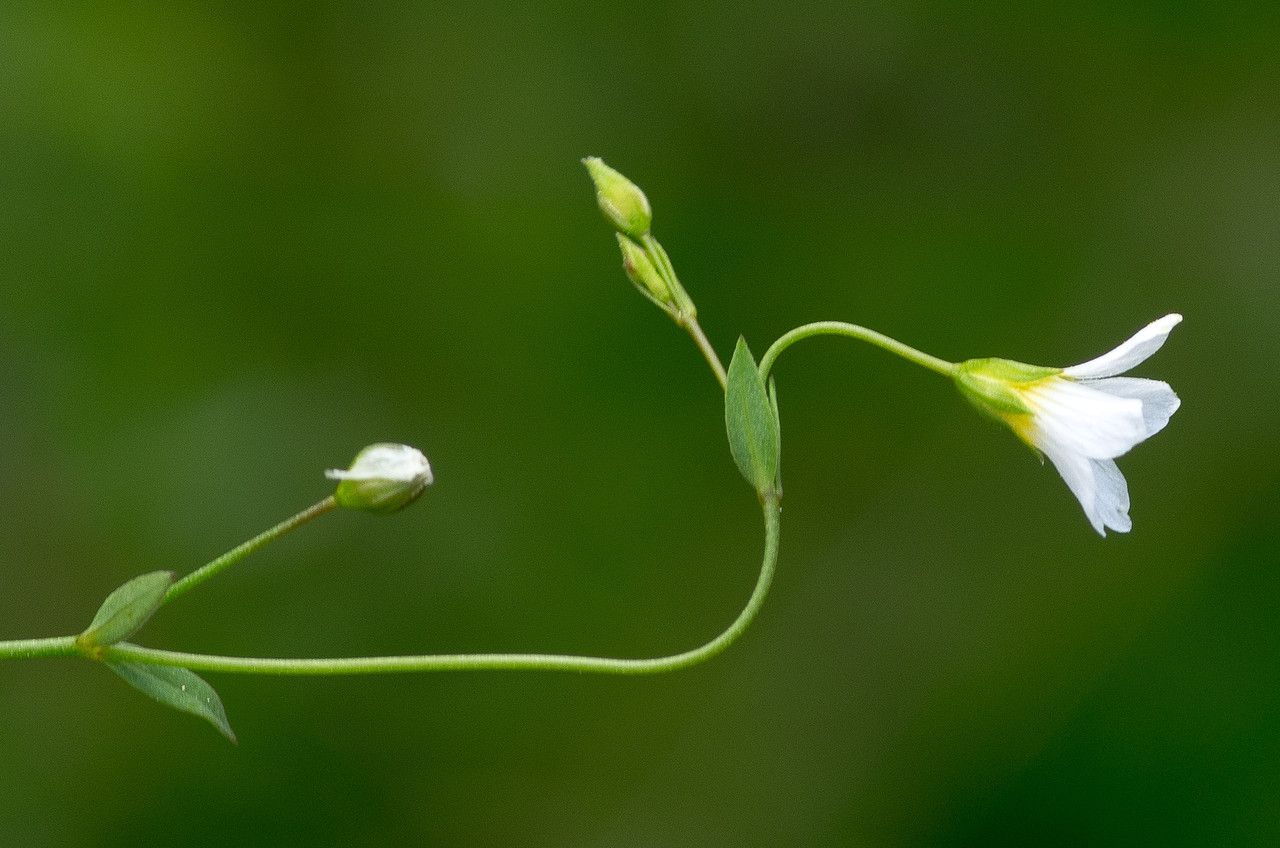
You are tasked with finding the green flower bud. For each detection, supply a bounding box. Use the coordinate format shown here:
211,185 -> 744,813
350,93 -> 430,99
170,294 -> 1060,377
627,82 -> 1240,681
326,443 -> 433,514
616,233 -> 671,304
582,156 -> 651,238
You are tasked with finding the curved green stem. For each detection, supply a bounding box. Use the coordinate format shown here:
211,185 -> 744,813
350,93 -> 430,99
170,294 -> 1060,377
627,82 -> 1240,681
164,496 -> 338,604
104,494 -> 780,676
759,321 -> 958,383
0,636 -> 78,660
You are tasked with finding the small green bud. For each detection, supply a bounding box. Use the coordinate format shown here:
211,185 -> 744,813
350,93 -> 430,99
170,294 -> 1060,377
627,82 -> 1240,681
582,156 -> 651,238
326,443 -> 434,514
616,233 -> 671,304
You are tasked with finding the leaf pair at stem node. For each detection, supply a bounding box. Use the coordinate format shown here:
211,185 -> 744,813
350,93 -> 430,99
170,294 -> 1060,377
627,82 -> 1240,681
77,570 -> 236,742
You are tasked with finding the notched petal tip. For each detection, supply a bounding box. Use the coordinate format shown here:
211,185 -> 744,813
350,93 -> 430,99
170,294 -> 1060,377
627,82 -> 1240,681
1040,443 -> 1136,537
1092,458 -> 1132,535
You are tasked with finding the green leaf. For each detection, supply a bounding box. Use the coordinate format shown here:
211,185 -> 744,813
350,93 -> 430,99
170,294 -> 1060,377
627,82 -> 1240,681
725,337 -> 781,495
768,376 -> 783,495
78,571 -> 174,649
107,662 -> 237,743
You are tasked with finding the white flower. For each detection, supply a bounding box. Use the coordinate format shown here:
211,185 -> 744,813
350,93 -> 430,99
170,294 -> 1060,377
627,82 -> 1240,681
326,443 -> 433,514
955,314 -> 1182,536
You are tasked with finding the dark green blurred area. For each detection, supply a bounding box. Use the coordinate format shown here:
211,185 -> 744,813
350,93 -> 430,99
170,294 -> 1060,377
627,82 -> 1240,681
2,1 -> 1278,845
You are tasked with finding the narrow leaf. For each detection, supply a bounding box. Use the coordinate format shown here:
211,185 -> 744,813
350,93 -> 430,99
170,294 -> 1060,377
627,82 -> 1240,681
725,337 -> 781,495
78,571 -> 174,648
769,376 -> 783,495
108,662 -> 237,743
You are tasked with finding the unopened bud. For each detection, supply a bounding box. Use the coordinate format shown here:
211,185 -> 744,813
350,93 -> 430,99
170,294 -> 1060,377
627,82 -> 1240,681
616,234 -> 671,304
326,443 -> 433,514
582,156 -> 651,238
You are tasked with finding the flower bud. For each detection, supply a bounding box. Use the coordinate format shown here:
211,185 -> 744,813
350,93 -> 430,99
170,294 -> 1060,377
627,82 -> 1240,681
616,233 -> 671,304
325,443 -> 433,514
582,156 -> 651,238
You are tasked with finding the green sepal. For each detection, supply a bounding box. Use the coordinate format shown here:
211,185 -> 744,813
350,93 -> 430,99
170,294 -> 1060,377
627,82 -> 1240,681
726,338 -> 781,496
963,357 -> 1060,382
616,233 -> 672,305
954,358 -> 1062,417
77,571 -> 174,650
107,662 -> 237,744
642,237 -> 696,318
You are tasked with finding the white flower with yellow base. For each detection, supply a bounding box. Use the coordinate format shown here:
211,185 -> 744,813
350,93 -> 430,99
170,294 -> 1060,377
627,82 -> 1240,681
955,314 -> 1182,535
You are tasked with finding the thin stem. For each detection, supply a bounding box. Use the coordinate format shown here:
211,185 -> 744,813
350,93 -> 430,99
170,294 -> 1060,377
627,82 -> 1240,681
0,636 -> 78,660
164,496 -> 338,604
104,495 -> 781,676
759,321 -> 958,383
683,316 -> 728,390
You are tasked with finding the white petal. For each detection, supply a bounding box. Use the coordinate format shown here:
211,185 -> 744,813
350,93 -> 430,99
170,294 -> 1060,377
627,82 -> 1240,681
1085,377 -> 1181,437
1090,458 -> 1132,534
325,444 -> 433,483
1040,446 -> 1133,536
1062,314 -> 1182,379
1024,379 -> 1147,460
1041,441 -> 1104,535
326,468 -> 371,480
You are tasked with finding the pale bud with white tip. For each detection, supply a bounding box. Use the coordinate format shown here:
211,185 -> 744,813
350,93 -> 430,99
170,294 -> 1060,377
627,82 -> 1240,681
326,443 -> 434,514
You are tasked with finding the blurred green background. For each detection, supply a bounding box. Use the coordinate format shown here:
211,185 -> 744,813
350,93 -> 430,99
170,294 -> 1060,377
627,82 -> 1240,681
2,2 -> 1278,845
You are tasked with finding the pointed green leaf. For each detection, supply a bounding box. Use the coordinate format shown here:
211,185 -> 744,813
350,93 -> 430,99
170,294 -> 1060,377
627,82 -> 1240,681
107,662 -> 237,743
768,376 -> 783,495
725,338 -> 781,495
78,571 -> 174,649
